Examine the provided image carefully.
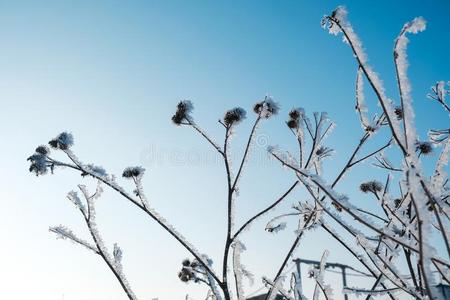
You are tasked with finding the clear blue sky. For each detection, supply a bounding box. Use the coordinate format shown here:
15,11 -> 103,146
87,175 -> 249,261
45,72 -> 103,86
0,1 -> 448,299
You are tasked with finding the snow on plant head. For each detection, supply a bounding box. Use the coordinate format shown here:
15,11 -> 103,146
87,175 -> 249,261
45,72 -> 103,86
253,96 -> 279,118
28,145 -> 52,176
172,100 -> 194,125
27,153 -> 49,176
415,141 -> 433,156
177,258 -> 204,284
394,106 -> 403,120
35,145 -> 50,155
48,131 -> 74,150
223,107 -> 246,127
286,108 -> 304,129
321,6 -> 347,35
359,180 -> 383,194
122,166 -> 145,178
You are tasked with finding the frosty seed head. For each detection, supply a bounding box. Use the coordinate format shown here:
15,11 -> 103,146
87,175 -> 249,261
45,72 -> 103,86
27,153 -> 48,176
182,259 -> 191,267
415,141 -> 433,155
394,106 -> 403,120
253,102 -> 263,114
122,166 -> 145,178
253,96 -> 279,118
289,108 -> 301,120
359,181 -> 383,194
48,132 -> 74,150
178,268 -> 194,282
286,119 -> 298,129
223,107 -> 246,127
35,145 -> 50,155
190,260 -> 199,268
172,100 -> 194,125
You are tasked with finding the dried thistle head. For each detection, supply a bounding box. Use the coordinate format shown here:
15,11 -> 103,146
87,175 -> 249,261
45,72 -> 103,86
122,166 -> 145,178
172,100 -> 194,125
394,106 -> 403,120
27,153 -> 49,176
178,258 -> 202,283
48,132 -> 74,150
286,108 -> 303,129
178,267 -> 194,282
415,141 -> 433,156
223,107 -> 246,127
286,119 -> 298,129
182,259 -> 191,267
360,180 -> 383,194
35,145 -> 50,156
289,108 -> 301,120
253,96 -> 279,118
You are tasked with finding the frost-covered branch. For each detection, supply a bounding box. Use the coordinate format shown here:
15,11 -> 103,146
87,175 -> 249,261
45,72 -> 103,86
51,184 -> 138,300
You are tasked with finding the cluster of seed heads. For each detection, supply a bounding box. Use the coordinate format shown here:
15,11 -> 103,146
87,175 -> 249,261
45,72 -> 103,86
178,259 -> 201,283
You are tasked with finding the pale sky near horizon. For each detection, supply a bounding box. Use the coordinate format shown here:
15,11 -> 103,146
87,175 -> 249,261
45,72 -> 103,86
0,1 -> 449,299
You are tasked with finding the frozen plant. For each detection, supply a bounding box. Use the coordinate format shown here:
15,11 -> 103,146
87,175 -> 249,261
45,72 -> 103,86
28,5 -> 450,300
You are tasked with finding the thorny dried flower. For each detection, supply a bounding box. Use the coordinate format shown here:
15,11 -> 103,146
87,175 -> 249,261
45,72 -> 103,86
415,141 -> 433,156
182,259 -> 191,267
172,100 -> 194,125
122,166 -> 145,178
178,267 -> 195,283
394,106 -> 403,120
286,108 -> 303,129
223,107 -> 246,127
360,181 -> 383,194
48,132 -> 74,150
178,258 -> 202,283
253,102 -> 262,114
253,97 -> 279,118
289,108 -> 301,120
35,145 -> 50,155
286,119 -> 298,129
27,153 -> 49,176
